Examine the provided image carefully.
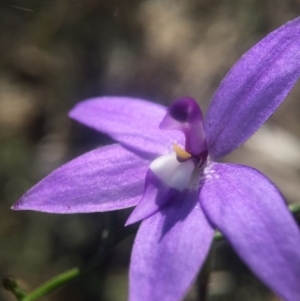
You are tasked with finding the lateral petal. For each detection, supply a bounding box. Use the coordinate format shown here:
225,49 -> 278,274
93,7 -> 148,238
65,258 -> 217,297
69,97 -> 184,158
200,163 -> 300,301
13,144 -> 148,213
129,190 -> 214,301
205,18 -> 300,159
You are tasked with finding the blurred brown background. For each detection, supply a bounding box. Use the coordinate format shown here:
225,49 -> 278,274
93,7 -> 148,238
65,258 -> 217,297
1,0 -> 300,300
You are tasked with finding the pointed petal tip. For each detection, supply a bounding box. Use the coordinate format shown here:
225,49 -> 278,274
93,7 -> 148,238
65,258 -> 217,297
11,204 -> 18,211
11,145 -> 148,215
125,214 -> 140,226
11,197 -> 48,213
11,198 -> 25,211
125,204 -> 158,226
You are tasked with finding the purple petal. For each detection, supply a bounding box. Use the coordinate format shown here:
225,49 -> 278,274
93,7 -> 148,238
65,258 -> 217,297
205,18 -> 300,159
126,170 -> 179,225
200,163 -> 300,301
160,97 -> 207,156
129,190 -> 214,301
69,97 -> 184,158
13,144 -> 149,213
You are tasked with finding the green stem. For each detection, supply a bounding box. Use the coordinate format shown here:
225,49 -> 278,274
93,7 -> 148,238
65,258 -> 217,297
21,268 -> 80,301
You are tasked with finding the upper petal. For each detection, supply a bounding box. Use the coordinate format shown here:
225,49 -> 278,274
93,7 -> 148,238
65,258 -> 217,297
13,144 -> 148,213
129,190 -> 214,301
200,163 -> 300,301
205,18 -> 300,159
69,97 -> 184,158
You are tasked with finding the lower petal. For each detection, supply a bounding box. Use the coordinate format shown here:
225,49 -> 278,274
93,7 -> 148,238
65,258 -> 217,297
129,190 -> 214,301
200,163 -> 300,301
13,144 -> 149,213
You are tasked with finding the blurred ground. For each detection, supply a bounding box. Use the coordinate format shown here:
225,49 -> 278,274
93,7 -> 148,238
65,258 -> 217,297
0,0 -> 300,300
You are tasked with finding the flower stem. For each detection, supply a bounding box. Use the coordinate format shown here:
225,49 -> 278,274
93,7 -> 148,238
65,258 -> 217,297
21,268 -> 80,301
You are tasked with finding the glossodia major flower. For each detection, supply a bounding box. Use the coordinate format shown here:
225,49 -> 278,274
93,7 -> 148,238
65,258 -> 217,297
13,18 -> 300,301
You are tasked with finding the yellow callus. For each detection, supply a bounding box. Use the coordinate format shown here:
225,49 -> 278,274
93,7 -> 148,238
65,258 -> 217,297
173,144 -> 192,161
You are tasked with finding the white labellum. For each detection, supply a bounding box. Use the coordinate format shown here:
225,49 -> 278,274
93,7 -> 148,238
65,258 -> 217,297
150,153 -> 195,191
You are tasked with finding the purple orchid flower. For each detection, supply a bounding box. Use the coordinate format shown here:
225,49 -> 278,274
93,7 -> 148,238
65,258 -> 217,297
13,18 -> 300,301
